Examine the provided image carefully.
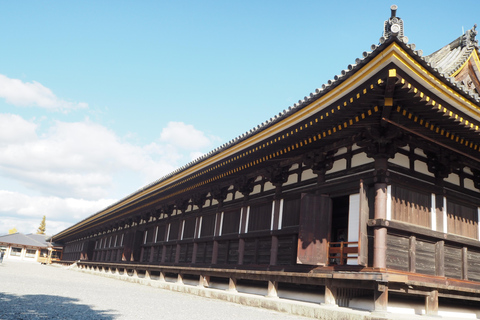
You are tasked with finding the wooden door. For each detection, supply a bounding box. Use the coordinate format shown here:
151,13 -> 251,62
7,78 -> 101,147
297,193 -> 332,266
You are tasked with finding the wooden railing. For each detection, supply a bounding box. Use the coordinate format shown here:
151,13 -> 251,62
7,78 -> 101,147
327,241 -> 358,266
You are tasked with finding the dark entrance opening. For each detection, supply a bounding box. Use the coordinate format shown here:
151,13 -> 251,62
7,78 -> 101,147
332,195 -> 349,243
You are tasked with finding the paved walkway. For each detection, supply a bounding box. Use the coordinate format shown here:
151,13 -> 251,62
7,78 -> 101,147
0,260 -> 311,320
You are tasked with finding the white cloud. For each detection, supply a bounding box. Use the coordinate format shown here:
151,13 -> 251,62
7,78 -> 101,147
0,114 -> 219,205
0,114 -> 222,235
160,121 -> 213,150
0,190 -> 114,235
0,114 -> 37,144
0,74 -> 87,111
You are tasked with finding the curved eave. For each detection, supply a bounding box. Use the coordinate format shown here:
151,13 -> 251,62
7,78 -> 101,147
53,37 -> 480,242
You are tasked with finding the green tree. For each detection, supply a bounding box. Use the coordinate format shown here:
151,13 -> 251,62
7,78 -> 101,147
37,216 -> 46,234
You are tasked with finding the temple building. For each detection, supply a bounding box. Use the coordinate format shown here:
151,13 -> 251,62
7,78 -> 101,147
52,6 -> 480,317
0,232 -> 62,263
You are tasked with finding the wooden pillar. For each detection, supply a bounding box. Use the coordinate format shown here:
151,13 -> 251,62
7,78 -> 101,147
177,273 -> 184,284
159,272 -> 166,282
373,182 -> 387,269
435,241 -> 445,277
267,280 -> 278,298
425,290 -> 439,316
408,236 -> 416,272
462,247 -> 468,280
324,279 -> 337,306
374,282 -> 388,312
228,278 -> 237,292
198,275 -> 210,287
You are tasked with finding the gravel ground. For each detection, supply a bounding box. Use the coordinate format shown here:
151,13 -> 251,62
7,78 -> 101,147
0,260 -> 310,320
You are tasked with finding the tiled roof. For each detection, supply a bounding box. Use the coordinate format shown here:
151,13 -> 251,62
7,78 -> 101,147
0,233 -> 50,248
425,25 -> 479,77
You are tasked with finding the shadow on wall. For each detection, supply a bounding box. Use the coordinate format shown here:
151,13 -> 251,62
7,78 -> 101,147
0,292 -> 116,319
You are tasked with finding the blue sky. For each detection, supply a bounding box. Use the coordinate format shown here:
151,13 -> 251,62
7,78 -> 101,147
0,1 -> 478,235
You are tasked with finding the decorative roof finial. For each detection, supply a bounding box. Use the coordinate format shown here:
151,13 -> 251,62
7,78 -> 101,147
380,5 -> 408,44
463,25 -> 479,49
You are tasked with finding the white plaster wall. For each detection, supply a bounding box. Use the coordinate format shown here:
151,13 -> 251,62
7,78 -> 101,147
464,178 -> 477,192
234,191 -> 243,200
263,181 -> 275,192
250,184 -> 261,195
329,158 -> 347,174
444,173 -> 460,186
283,173 -> 297,186
351,143 -> 361,151
301,168 -> 317,181
335,147 -> 347,156
351,152 -> 372,167
389,152 -> 410,169
414,160 -> 434,177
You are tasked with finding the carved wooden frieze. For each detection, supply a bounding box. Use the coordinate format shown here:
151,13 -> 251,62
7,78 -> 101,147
303,149 -> 334,175
425,150 -> 459,180
211,185 -> 229,203
263,164 -> 291,187
354,125 -> 406,159
234,176 -> 256,197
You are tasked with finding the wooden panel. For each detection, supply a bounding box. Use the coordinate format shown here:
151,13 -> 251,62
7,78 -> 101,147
282,197 -> 301,228
182,218 -> 196,240
132,230 -> 144,262
195,242 -> 206,263
415,240 -> 436,275
248,202 -> 272,232
444,245 -> 462,279
217,241 -> 228,264
168,221 -> 180,241
205,241 -> 213,264
386,233 -> 409,271
243,239 -> 257,265
200,214 -> 216,237
467,250 -> 480,282
142,247 -> 151,262
358,180 -> 369,266
277,235 -> 297,266
447,201 -> 478,240
222,209 -> 241,235
153,246 -> 162,262
297,193 -> 331,266
391,185 -> 431,228
156,225 -> 166,242
257,237 -> 272,265
227,240 -> 239,265
145,227 -> 154,243
164,245 -> 176,263
179,243 -> 193,263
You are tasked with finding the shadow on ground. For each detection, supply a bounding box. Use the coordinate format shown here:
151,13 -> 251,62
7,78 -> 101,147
0,292 -> 116,319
